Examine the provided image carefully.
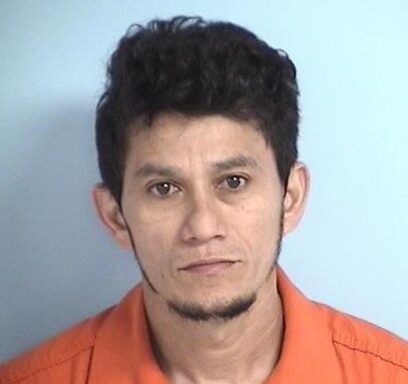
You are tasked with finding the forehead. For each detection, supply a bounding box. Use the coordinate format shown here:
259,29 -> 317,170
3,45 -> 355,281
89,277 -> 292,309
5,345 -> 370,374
126,114 -> 275,171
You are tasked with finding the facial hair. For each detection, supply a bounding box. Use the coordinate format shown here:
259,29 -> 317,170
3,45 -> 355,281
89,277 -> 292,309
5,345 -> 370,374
121,207 -> 284,322
121,211 -> 159,294
167,211 -> 283,321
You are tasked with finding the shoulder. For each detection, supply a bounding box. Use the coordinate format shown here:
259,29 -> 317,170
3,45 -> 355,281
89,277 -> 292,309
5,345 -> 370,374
317,301 -> 408,382
0,308 -> 112,384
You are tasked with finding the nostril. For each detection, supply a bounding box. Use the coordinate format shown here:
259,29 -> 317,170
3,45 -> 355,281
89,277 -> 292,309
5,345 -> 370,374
180,212 -> 226,243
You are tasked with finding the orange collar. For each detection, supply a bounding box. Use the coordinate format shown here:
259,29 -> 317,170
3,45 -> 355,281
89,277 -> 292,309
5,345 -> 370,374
89,266 -> 343,384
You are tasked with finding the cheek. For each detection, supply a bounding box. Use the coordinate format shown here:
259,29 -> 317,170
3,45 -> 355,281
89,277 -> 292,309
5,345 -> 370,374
238,193 -> 281,230
235,196 -> 282,259
128,208 -> 180,269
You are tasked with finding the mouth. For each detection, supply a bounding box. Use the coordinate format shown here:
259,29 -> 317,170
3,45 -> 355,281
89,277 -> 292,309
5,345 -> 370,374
179,259 -> 238,275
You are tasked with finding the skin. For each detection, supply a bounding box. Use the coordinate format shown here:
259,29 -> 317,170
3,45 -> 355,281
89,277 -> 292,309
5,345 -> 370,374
93,114 -> 309,383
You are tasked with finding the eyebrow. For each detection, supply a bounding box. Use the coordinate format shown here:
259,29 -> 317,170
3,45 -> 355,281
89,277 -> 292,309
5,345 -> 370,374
134,164 -> 182,179
134,155 -> 259,179
211,155 -> 259,172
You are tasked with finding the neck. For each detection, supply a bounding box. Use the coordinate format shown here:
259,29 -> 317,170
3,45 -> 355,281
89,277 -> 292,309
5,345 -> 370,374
143,269 -> 284,384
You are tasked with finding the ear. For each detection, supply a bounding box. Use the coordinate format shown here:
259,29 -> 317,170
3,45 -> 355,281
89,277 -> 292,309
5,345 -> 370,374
282,163 -> 310,235
92,184 -> 132,250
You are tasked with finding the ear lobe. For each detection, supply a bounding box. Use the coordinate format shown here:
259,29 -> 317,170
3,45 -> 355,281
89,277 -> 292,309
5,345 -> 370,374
282,163 -> 310,235
92,184 -> 132,250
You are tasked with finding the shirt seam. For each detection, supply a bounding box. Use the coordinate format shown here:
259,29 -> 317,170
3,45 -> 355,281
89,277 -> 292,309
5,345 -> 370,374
333,339 -> 408,372
2,345 -> 93,384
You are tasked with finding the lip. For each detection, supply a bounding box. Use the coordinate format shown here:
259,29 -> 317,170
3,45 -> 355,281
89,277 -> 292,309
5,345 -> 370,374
178,259 -> 238,274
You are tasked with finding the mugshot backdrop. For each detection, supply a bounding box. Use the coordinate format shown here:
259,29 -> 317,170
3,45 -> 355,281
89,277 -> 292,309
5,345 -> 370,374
1,1 -> 407,362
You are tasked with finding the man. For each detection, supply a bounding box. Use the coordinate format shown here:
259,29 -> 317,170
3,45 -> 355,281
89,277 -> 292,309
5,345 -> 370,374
1,16 -> 407,384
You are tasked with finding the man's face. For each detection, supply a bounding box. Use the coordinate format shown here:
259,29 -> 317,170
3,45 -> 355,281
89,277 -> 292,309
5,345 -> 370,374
120,114 -> 285,318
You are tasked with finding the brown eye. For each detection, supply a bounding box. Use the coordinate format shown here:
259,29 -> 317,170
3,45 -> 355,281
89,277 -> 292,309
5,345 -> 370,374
150,182 -> 178,197
220,175 -> 248,190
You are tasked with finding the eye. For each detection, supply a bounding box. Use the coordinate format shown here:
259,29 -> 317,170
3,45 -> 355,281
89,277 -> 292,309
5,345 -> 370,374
149,182 -> 179,197
219,175 -> 248,190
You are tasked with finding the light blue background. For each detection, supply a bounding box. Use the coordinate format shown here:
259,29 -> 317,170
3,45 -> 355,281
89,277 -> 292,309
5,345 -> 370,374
1,1 -> 407,362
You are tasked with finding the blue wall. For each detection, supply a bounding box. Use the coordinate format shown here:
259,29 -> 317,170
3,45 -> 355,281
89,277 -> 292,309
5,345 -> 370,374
1,0 -> 407,362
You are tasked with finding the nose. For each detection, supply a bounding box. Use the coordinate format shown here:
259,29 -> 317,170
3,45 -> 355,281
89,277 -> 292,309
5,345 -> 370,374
180,191 -> 226,244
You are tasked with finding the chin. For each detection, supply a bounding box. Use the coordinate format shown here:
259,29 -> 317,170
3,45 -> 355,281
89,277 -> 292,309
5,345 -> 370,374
166,291 -> 257,322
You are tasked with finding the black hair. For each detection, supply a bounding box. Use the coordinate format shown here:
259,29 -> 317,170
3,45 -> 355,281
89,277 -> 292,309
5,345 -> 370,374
95,16 -> 299,205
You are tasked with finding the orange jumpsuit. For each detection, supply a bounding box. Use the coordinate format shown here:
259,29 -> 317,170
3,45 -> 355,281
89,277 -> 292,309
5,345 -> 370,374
1,267 -> 407,383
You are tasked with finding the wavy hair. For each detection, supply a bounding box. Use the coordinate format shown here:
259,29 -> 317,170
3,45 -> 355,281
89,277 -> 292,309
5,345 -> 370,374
95,16 -> 299,204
